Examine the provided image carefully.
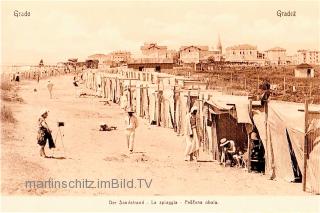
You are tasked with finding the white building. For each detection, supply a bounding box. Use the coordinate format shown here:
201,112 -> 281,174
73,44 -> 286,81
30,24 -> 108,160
265,47 -> 287,65
225,44 -> 264,64
294,63 -> 315,78
296,50 -> 320,65
110,51 -> 131,63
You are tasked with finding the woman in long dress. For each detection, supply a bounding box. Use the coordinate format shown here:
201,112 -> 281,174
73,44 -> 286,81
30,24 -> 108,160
184,106 -> 200,161
37,110 -> 55,157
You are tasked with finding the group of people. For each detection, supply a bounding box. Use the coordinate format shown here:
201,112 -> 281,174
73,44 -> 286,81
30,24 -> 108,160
36,86 -> 251,165
219,138 -> 247,168
36,102 -> 250,166
183,105 -> 248,168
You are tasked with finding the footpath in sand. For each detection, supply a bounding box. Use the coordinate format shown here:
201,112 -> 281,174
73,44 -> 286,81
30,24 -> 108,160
1,75 -> 307,196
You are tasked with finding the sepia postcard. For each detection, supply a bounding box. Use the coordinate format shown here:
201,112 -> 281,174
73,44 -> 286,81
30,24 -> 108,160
1,0 -> 320,212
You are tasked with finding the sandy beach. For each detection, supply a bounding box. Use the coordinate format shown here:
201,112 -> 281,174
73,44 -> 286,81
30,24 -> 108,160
0,75 -> 309,196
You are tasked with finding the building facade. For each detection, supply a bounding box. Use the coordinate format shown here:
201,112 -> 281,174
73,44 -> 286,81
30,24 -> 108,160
265,47 -> 287,65
179,45 -> 210,63
296,50 -> 320,65
140,43 -> 168,59
110,51 -> 131,63
225,44 -> 263,64
294,63 -> 315,78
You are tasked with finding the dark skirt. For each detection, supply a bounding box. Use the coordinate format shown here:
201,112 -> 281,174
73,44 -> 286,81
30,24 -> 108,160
37,127 -> 55,149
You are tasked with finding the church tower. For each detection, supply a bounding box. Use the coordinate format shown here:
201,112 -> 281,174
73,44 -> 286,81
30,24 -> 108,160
216,34 -> 222,54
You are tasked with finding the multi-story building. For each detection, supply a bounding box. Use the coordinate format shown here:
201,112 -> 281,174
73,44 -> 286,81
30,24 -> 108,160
265,47 -> 287,65
110,51 -> 131,63
296,50 -> 320,65
225,44 -> 264,64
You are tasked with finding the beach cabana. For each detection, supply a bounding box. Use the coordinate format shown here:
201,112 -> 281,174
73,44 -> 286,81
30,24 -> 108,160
253,101 -> 320,192
203,95 -> 253,161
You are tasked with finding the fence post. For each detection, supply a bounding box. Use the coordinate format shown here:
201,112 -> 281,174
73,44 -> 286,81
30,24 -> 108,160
129,79 -> 132,108
309,82 -> 312,98
247,99 -> 253,172
303,99 -> 309,191
283,77 -> 286,95
244,78 -> 247,90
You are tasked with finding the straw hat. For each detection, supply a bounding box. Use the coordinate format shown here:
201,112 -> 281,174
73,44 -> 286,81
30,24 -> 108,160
127,107 -> 134,113
40,109 -> 49,116
190,106 -> 198,113
220,138 -> 227,143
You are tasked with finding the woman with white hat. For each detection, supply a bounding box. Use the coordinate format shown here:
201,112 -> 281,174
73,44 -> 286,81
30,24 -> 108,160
184,105 -> 200,161
37,109 -> 55,157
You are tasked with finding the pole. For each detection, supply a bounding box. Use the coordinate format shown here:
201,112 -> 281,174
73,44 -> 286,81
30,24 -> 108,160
264,100 -> 269,176
303,99 -> 309,191
244,77 -> 247,90
129,80 -> 132,108
283,77 -> 286,95
247,99 -> 252,172
309,82 -> 312,98
187,90 -> 191,111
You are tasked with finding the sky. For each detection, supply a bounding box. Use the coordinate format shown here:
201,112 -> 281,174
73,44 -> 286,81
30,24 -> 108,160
1,0 -> 320,65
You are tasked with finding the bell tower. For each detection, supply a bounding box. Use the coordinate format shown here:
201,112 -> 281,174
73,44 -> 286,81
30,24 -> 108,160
216,34 -> 222,54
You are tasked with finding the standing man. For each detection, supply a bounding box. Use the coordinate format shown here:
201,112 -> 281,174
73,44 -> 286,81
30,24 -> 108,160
125,108 -> 138,154
47,80 -> 54,99
184,106 -> 200,161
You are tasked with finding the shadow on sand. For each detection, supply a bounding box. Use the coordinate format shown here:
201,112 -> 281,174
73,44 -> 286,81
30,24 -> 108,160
46,156 -> 67,160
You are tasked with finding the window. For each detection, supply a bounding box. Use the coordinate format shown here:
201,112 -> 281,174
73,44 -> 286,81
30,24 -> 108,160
155,66 -> 161,72
307,69 -> 311,77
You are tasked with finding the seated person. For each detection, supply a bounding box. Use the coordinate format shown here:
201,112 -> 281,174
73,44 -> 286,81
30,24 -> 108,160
233,151 -> 248,168
219,138 -> 236,166
99,123 -> 117,131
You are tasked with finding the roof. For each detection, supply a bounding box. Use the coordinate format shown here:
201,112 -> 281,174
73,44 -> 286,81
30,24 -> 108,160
296,63 -> 313,69
88,54 -> 107,58
266,47 -> 286,52
179,45 -> 209,51
141,43 -> 167,50
128,58 -> 173,64
226,44 -> 257,50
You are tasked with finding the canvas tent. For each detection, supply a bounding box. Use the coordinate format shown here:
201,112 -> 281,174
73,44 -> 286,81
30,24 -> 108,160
253,101 -> 320,189
203,95 -> 253,160
82,67 -> 320,193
